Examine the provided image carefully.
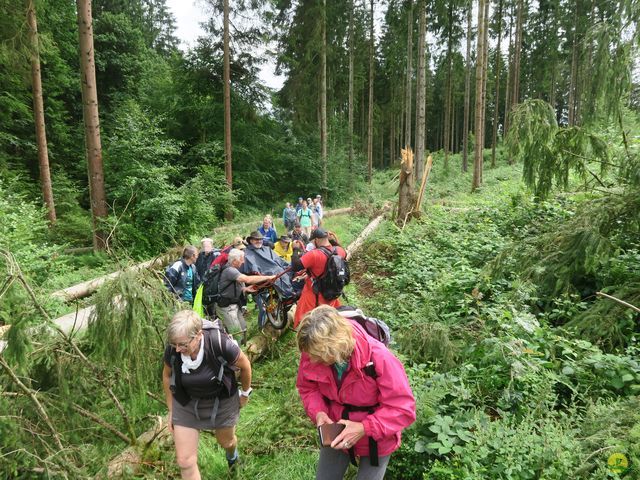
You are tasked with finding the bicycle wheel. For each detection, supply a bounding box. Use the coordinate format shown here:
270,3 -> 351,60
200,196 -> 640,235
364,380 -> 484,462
265,288 -> 288,330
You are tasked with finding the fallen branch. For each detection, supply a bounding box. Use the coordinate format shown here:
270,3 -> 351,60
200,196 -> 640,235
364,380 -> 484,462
0,356 -> 65,452
596,291 -> 640,314
105,416 -> 172,478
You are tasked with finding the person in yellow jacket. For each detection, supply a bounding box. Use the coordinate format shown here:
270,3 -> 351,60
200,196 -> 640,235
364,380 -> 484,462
273,235 -> 293,263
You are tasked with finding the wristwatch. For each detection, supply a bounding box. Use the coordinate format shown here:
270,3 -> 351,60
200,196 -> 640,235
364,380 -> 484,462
239,387 -> 253,398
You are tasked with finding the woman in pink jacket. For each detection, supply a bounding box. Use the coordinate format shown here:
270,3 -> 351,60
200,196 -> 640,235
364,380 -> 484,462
296,305 -> 416,480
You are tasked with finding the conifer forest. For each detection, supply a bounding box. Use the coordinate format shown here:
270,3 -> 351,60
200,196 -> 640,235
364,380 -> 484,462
1,0 -> 639,478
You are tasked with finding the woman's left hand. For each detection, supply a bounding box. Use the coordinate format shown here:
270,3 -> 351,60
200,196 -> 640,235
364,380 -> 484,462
239,395 -> 249,408
330,420 -> 365,450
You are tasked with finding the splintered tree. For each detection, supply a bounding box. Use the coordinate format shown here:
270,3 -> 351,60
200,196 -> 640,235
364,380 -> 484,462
397,148 -> 415,226
26,0 -> 56,224
76,0 -> 108,250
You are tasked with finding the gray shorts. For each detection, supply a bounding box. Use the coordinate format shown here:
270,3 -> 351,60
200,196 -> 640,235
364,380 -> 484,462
171,393 -> 240,430
216,304 -> 246,335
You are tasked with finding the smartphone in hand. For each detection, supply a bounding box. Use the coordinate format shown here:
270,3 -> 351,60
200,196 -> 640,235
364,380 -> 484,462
317,423 -> 346,447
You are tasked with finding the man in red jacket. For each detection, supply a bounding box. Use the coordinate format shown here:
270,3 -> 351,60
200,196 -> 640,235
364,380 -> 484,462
293,228 -> 347,328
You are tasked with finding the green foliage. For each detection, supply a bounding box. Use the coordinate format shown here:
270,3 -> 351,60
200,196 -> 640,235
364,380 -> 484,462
507,100 -> 610,200
88,270 -> 176,397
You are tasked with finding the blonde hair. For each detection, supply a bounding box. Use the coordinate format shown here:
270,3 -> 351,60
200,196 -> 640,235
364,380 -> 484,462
297,306 -> 355,364
167,310 -> 203,343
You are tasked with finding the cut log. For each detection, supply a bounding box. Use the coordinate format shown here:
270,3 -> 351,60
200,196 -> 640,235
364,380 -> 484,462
105,416 -> 172,478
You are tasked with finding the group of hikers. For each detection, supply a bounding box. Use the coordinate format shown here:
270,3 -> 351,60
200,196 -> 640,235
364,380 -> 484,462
162,197 -> 416,480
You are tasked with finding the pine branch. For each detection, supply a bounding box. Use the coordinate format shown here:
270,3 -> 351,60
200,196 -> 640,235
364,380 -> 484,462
0,356 -> 65,452
596,291 -> 640,314
0,250 -> 138,445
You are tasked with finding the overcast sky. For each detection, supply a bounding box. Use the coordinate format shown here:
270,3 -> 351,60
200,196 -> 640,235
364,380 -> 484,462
166,0 -> 285,90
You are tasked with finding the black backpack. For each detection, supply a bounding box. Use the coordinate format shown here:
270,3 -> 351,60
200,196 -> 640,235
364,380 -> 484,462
336,306 -> 392,346
202,264 -> 226,307
312,246 -> 350,301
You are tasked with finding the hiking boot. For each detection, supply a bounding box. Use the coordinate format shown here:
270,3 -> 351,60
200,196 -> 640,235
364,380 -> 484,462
227,453 -> 239,469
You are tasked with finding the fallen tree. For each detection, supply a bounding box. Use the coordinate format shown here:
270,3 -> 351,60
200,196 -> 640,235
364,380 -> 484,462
51,207 -> 355,303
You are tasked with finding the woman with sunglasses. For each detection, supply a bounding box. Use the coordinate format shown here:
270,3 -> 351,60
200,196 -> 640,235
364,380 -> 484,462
162,310 -> 252,478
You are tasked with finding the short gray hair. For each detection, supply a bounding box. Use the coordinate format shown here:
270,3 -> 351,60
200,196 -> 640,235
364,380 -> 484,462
227,248 -> 245,264
201,237 -> 213,246
167,310 -> 202,343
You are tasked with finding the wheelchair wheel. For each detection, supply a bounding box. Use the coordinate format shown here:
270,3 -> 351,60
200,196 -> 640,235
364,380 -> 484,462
265,288 -> 288,330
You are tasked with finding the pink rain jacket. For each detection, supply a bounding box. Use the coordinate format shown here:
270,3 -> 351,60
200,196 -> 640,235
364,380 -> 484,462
296,322 -> 416,457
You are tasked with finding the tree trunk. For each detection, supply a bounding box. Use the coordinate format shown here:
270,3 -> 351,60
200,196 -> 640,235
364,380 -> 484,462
462,2 -> 472,172
511,0 -> 523,110
443,1 -> 453,171
348,0 -> 355,178
472,0 -> 486,191
396,148 -> 415,226
490,0 -> 503,168
414,0 -> 427,180
223,0 -> 233,219
567,3 -> 578,126
481,0 -> 489,168
503,2 -> 513,135
77,0 -> 108,250
367,0 -> 374,182
404,0 -> 413,150
320,0 -> 328,195
27,0 -> 56,224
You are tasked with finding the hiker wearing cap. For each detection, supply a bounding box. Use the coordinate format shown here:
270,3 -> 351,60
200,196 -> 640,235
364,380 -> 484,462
274,235 -> 294,263
257,215 -> 278,247
165,246 -> 201,304
163,310 -> 253,476
290,222 -> 309,245
195,238 -> 219,279
292,228 -> 347,328
296,306 -> 416,480
297,200 -> 313,237
295,196 -> 304,213
217,249 -> 276,344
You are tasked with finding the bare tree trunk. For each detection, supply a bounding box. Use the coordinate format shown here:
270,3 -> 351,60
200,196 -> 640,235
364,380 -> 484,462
481,0 -> 489,175
462,2 -> 472,172
390,113 -> 395,165
443,1 -> 453,171
320,0 -> 328,195
568,3 -> 578,126
27,0 -> 56,224
504,2 -> 513,135
414,0 -> 427,180
348,0 -> 355,178
490,0 -> 503,168
511,0 -> 523,110
472,0 -> 486,191
404,0 -> 413,150
77,0 -> 108,250
223,0 -> 233,219
367,0 -> 375,182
